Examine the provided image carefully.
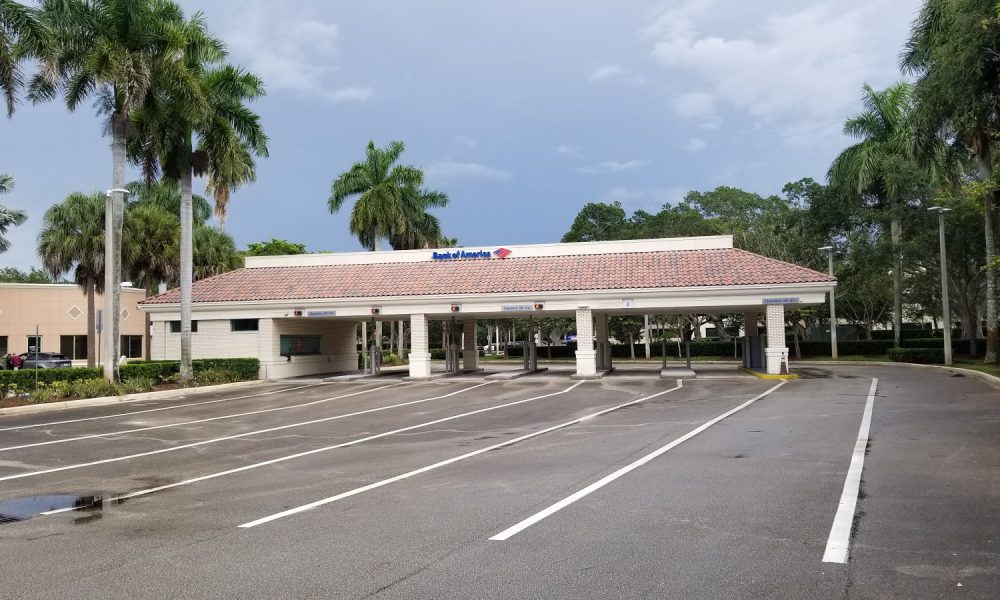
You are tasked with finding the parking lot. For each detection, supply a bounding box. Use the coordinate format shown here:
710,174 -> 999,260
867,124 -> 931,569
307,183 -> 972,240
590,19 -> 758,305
0,366 -> 997,599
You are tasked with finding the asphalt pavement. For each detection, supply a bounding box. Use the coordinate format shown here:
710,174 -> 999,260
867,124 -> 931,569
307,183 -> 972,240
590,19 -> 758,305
0,366 -> 996,599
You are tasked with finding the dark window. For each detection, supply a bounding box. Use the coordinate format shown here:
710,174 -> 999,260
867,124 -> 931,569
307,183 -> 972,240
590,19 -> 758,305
231,319 -> 259,332
26,335 -> 41,352
280,335 -> 322,356
0,336 -> 6,355
169,320 -> 198,333
121,335 -> 143,359
59,335 -> 88,360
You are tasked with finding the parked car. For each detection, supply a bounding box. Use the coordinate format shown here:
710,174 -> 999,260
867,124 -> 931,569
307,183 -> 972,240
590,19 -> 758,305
18,352 -> 73,369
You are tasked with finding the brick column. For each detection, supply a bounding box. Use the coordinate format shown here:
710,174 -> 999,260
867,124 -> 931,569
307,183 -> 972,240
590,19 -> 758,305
765,304 -> 788,375
463,318 -> 478,372
409,314 -> 432,379
575,308 -> 597,377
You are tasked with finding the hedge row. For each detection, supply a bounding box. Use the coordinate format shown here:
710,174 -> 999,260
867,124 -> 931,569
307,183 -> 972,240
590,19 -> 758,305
0,358 -> 260,392
900,338 -> 987,354
887,348 -> 945,364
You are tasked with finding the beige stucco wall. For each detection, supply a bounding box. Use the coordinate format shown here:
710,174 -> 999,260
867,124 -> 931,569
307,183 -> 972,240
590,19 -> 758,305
0,284 -> 146,358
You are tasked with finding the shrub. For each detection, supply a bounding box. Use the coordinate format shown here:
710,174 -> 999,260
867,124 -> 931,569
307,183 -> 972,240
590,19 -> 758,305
194,369 -> 239,385
120,377 -> 155,394
0,367 -> 102,395
71,378 -> 121,399
888,348 -> 945,364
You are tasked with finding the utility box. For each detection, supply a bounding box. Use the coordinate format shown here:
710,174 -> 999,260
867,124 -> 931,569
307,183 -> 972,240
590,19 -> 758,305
743,336 -> 765,370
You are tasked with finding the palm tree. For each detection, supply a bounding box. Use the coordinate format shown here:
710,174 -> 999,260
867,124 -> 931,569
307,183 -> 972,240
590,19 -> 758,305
125,179 -> 212,225
192,225 -> 242,280
329,141 -> 424,251
0,0 -> 47,116
131,13 -> 267,381
0,173 -> 27,253
122,201 -> 179,290
388,188 -> 450,250
37,192 -> 104,367
903,0 -> 1000,363
829,82 -> 916,348
31,0 -> 206,380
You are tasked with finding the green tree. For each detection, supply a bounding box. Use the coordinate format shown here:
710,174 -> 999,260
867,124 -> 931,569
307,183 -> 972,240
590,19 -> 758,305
37,192 -> 105,367
245,238 -> 307,256
122,202 -> 179,290
829,82 -> 920,348
609,316 -> 644,359
388,188 -> 450,250
0,0 -> 47,116
0,173 -> 27,254
126,179 -> 211,225
0,266 -> 53,283
561,201 -> 632,242
192,226 -> 242,280
329,140 -> 424,251
903,0 -> 1000,362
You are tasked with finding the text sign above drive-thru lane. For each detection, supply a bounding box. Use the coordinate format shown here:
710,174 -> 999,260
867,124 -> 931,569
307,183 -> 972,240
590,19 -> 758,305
762,297 -> 800,305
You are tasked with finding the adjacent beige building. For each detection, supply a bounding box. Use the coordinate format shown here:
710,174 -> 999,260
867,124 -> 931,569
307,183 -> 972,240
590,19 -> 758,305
0,283 -> 147,364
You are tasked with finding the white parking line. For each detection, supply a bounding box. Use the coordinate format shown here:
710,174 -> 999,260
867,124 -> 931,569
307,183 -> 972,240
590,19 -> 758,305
822,378 -> 878,564
0,383 -> 407,452
2,382 -> 492,483
238,381 -> 685,529
0,383 -> 328,432
489,381 -> 786,541
43,381 -> 583,516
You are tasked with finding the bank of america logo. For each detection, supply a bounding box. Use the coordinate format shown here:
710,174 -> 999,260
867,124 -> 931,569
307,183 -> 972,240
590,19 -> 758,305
494,247 -> 512,258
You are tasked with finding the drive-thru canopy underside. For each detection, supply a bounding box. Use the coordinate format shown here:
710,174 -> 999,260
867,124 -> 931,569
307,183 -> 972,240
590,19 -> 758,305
140,235 -> 836,378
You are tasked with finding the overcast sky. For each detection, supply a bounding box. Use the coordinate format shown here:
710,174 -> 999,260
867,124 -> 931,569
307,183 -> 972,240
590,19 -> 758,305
0,0 -> 922,269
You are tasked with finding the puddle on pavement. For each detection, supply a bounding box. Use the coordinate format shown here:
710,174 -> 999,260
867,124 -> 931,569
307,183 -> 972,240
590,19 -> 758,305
0,494 -> 103,525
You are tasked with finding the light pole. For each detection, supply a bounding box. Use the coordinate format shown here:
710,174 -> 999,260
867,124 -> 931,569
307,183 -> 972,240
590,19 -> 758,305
104,188 -> 129,382
928,206 -> 953,365
819,246 -> 838,359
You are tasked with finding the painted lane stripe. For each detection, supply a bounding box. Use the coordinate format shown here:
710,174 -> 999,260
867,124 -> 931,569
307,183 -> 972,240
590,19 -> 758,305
2,382 -> 491,483
43,381 -> 582,515
238,381 -> 685,529
0,382 -> 407,452
0,383 -> 327,432
822,378 -> 878,564
489,381 -> 787,541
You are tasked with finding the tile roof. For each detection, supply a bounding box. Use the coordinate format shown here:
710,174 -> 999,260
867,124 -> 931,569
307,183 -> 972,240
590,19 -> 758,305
141,248 -> 834,305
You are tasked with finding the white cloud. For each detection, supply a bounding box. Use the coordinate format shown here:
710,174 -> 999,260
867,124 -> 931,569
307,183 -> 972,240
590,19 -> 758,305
577,159 -> 648,174
424,160 -> 513,182
646,0 -> 912,145
672,91 -> 719,127
454,135 -> 479,150
685,138 -> 707,153
555,144 -> 582,158
589,63 -> 645,85
223,5 -> 373,102
599,186 -> 690,211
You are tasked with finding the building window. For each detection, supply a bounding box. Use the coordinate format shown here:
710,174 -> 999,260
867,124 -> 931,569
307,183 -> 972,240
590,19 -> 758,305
280,335 -> 321,356
59,335 -> 89,360
231,319 -> 259,332
169,320 -> 198,333
121,335 -> 143,359
0,336 -> 7,355
26,335 -> 42,352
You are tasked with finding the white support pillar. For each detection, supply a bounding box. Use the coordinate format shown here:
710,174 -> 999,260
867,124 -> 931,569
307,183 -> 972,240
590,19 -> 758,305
765,304 -> 789,375
575,308 -> 597,377
409,314 -> 432,379
463,318 -> 478,372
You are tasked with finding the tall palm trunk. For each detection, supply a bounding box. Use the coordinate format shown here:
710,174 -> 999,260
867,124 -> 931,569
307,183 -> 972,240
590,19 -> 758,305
890,209 -> 903,348
86,274 -> 96,368
976,144 -> 998,364
104,112 -> 126,381
179,162 -> 194,381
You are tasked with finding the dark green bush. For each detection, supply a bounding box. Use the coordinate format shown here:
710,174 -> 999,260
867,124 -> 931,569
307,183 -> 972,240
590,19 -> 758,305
888,348 -> 945,364
901,338 -> 986,355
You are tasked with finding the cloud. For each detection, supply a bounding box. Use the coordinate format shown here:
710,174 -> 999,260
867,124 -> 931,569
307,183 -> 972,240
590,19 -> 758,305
600,186 -> 690,211
454,135 -> 479,150
672,91 -> 719,127
577,159 -> 648,174
222,5 -> 373,102
424,160 -> 513,182
685,138 -> 707,153
555,144 -> 582,158
646,0 -> 911,145
588,64 -> 645,85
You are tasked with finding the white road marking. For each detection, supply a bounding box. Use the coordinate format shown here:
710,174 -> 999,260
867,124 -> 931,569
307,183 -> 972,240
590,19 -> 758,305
0,384 -> 328,432
822,378 -> 878,564
489,381 -> 787,541
0,383 -> 408,452
42,381 -> 582,516
238,381 -> 685,528
2,382 -> 492,483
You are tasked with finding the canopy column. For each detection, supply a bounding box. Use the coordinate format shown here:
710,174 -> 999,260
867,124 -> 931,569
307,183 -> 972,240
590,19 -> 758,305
575,308 -> 597,377
463,318 -> 478,371
765,304 -> 789,375
595,313 -> 610,372
409,314 -> 432,379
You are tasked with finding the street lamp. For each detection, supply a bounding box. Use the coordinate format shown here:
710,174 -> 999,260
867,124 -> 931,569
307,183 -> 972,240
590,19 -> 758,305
928,206 -> 953,365
103,188 -> 129,382
819,245 -> 838,360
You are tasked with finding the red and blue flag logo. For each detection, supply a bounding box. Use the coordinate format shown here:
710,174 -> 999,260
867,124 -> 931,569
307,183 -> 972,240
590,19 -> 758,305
493,247 -> 512,259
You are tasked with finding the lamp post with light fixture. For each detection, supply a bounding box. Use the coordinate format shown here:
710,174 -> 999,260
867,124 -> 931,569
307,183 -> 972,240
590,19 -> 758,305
819,246 -> 838,359
928,206 -> 953,365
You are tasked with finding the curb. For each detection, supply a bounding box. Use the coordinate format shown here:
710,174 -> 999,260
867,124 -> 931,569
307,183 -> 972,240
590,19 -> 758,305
798,360 -> 1000,389
740,367 -> 800,380
0,379 -> 266,417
